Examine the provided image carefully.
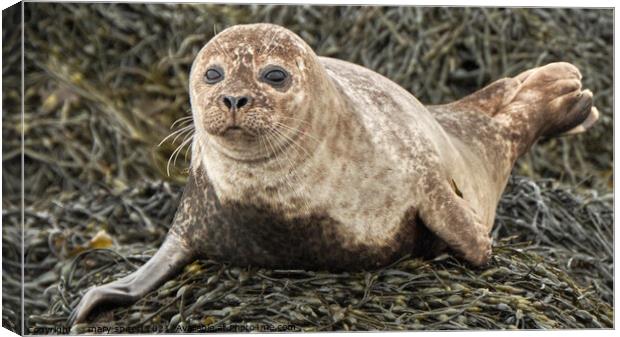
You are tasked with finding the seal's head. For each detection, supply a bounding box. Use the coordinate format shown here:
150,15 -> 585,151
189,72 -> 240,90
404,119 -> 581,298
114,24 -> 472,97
189,23 -> 329,162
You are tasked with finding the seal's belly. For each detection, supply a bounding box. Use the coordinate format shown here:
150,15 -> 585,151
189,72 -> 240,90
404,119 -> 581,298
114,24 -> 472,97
205,203 -> 439,270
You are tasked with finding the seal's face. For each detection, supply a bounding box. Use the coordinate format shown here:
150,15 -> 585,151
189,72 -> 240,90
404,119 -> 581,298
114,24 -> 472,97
189,24 -> 321,161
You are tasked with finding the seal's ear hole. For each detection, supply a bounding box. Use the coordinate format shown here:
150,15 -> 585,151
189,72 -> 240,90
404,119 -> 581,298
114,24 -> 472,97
450,178 -> 463,199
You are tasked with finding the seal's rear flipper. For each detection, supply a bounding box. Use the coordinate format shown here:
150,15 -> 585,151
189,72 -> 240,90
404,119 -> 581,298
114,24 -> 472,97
487,62 -> 596,156
558,106 -> 600,136
68,235 -> 194,325
447,62 -> 597,148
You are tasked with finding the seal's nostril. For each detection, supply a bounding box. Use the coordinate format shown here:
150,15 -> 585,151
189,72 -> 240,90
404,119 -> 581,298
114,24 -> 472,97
222,96 -> 249,111
223,96 -> 233,110
237,97 -> 249,109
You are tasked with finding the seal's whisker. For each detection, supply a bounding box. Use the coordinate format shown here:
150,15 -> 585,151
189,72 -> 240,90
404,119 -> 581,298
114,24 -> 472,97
264,30 -> 283,58
163,123 -> 194,137
170,119 -> 193,132
260,132 -> 294,208
272,121 -> 321,144
275,117 -> 318,138
270,126 -> 312,159
273,119 -> 311,130
173,135 -> 194,165
179,130 -> 195,147
278,116 -> 312,125
166,135 -> 193,176
259,132 -> 295,207
212,24 -> 229,57
183,136 -> 194,162
267,138 -> 311,215
170,116 -> 193,129
270,127 -> 322,196
214,40 -> 231,59
257,134 -> 268,161
158,125 -> 194,147
171,126 -> 195,145
260,28 -> 279,55
210,39 -> 228,60
257,133 -> 274,161
212,24 -> 232,59
265,128 -> 313,214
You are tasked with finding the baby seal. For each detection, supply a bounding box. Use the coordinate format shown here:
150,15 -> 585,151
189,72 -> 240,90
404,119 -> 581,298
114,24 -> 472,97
70,23 -> 598,324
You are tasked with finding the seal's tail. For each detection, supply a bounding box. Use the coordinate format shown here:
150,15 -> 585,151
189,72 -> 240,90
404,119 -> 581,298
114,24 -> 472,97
450,62 -> 598,155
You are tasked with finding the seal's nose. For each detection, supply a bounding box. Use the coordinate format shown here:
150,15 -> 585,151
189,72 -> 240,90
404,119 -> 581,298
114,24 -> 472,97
223,96 -> 251,111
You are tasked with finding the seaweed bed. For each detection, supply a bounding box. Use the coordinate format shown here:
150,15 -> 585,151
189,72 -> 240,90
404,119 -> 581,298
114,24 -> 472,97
3,176 -> 614,332
1,3 -> 614,333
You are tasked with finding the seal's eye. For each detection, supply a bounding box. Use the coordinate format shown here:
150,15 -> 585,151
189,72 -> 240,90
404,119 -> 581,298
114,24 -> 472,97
265,70 -> 286,83
204,67 -> 223,84
260,66 -> 289,87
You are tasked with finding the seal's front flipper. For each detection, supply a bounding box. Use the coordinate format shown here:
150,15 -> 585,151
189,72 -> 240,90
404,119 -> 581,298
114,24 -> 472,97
68,235 -> 194,325
418,178 -> 492,266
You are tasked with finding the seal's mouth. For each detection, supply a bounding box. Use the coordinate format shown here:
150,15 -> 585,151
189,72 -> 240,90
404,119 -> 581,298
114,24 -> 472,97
224,126 -> 244,134
218,125 -> 255,137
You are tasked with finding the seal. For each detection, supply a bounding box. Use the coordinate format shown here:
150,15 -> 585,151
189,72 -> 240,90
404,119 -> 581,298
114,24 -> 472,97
69,23 -> 598,324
